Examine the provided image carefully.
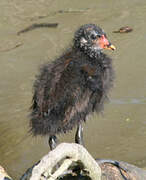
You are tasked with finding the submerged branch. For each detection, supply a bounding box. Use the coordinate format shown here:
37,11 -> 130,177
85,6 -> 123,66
0,42 -> 23,52
17,23 -> 58,35
30,8 -> 90,21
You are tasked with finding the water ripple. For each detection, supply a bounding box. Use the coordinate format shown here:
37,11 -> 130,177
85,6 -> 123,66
110,98 -> 146,104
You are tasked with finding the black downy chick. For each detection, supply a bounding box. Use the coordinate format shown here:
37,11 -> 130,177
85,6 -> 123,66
30,24 -> 116,150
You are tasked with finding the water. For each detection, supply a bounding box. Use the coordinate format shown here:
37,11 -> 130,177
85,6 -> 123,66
0,0 -> 146,179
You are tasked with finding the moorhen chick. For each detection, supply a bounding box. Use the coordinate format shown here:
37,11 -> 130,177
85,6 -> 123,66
30,24 -> 116,150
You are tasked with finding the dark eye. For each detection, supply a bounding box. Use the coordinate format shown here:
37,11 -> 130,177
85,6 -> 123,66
97,34 -> 102,38
90,34 -> 97,40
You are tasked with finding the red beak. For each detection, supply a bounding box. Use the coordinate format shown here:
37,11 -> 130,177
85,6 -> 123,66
98,35 -> 116,51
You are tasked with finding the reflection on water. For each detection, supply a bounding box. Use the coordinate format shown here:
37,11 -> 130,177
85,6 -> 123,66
111,97 -> 146,104
0,0 -> 146,179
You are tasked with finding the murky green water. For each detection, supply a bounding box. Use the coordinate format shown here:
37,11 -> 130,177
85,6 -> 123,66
0,0 -> 146,179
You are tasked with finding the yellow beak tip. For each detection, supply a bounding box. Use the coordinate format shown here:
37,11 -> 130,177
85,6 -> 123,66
109,44 -> 116,51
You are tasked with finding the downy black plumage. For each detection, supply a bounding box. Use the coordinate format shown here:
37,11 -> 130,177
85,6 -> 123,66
30,24 -> 115,149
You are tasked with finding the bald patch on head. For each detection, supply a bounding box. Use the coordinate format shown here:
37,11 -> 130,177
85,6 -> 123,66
80,37 -> 87,47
